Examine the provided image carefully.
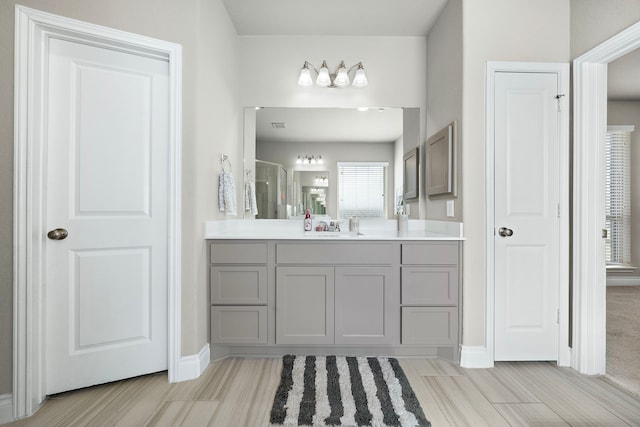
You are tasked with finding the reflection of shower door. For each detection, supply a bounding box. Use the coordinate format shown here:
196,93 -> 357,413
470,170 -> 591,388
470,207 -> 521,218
255,160 -> 287,219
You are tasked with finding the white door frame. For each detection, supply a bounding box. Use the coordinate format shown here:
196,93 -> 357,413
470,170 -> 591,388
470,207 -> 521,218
572,21 -> 640,375
484,62 -> 571,368
13,6 -> 182,418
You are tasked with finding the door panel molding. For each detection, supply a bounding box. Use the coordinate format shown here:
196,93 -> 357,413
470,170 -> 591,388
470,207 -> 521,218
13,5 -> 182,419
572,21 -> 640,375
472,61 -> 570,369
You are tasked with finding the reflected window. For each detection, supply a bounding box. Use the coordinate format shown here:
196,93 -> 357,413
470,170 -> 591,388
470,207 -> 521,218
338,162 -> 387,219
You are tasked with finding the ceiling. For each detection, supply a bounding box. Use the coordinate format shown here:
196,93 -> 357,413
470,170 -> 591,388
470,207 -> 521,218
256,107 -> 404,145
221,0 -> 448,37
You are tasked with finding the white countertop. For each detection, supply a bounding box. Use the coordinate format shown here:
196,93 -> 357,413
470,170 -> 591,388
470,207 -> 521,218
204,219 -> 464,241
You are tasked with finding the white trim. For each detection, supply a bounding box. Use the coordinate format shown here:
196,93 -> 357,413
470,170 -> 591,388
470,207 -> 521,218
176,344 -> 211,382
485,62 -> 571,368
0,394 -> 14,424
607,125 -> 635,133
572,20 -> 640,376
13,5 -> 183,419
459,346 -> 492,369
606,276 -> 640,286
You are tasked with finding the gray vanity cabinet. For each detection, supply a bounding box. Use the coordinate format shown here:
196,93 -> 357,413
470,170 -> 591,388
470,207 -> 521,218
275,266 -> 335,345
208,239 -> 461,360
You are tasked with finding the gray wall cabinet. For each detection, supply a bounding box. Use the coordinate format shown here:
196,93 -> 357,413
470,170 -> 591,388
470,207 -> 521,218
207,239 -> 461,361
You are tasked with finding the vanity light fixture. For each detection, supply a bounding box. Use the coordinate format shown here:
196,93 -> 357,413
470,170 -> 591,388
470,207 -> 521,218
298,60 -> 368,88
297,155 -> 324,165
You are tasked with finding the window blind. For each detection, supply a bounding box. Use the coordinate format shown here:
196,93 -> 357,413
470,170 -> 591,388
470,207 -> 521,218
338,162 -> 387,219
605,126 -> 634,265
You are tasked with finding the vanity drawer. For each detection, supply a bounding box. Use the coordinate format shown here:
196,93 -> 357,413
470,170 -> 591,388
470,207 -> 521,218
211,306 -> 267,344
401,307 -> 458,345
276,242 -> 394,265
210,242 -> 267,264
401,266 -> 458,305
401,242 -> 458,265
210,266 -> 267,305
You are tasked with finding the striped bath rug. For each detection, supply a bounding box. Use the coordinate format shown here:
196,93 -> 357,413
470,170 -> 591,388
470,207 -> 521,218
270,355 -> 430,427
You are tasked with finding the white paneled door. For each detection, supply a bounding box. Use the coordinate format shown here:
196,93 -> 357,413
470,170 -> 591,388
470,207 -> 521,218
494,71 -> 560,361
45,38 -> 169,394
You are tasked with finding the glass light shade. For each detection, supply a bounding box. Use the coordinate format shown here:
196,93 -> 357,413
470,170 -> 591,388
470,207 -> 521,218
296,155 -> 302,164
316,63 -> 331,87
310,156 -> 317,164
334,67 -> 350,87
352,67 -> 368,88
317,155 -> 324,165
297,67 -> 313,87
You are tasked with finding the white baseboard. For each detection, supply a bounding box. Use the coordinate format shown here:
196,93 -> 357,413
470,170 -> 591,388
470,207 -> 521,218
175,343 -> 210,382
0,393 -> 13,424
460,345 -> 493,369
607,276 -> 640,286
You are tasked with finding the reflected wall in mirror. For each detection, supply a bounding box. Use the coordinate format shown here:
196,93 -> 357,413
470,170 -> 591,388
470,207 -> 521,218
243,107 -> 419,219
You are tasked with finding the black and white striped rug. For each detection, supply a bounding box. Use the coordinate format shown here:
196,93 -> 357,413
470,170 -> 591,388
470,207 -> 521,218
270,355 -> 430,427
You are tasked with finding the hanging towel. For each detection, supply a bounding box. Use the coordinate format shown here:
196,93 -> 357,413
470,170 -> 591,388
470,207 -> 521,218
218,172 -> 237,216
244,180 -> 258,216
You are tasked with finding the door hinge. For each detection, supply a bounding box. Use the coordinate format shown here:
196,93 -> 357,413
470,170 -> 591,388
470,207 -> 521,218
555,94 -> 565,112
557,203 -> 560,218
557,308 -> 560,324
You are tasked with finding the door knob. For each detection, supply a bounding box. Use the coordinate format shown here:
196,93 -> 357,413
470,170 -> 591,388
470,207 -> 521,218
47,228 -> 68,240
498,227 -> 513,237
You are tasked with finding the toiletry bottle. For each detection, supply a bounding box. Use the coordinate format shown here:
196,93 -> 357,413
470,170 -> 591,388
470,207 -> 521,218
304,209 -> 312,231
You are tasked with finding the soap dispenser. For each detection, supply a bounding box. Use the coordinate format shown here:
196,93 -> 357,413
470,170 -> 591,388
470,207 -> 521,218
304,209 -> 312,231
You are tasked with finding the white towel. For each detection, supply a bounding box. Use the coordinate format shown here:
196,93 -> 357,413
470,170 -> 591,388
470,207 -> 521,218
218,172 -> 237,216
244,181 -> 258,216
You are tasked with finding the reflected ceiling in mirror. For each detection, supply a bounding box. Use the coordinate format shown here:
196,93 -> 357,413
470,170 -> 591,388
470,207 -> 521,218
256,107 -> 403,144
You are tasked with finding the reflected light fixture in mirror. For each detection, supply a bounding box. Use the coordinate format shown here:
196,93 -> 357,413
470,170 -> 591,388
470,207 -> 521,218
296,155 -> 323,165
298,60 -> 368,88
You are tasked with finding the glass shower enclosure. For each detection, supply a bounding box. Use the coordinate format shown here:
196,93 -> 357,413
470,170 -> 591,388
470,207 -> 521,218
255,160 -> 288,219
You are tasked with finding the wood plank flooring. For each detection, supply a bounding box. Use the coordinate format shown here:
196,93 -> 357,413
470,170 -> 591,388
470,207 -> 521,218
4,357 -> 640,426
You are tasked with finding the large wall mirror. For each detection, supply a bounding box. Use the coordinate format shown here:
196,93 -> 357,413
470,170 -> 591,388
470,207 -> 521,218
242,107 -> 419,219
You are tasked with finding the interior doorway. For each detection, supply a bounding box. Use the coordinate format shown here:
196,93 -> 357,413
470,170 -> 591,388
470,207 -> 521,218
603,51 -> 640,395
573,20 -> 640,376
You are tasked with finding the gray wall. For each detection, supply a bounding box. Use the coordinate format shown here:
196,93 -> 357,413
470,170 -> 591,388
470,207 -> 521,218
607,101 -> 640,279
425,0 -> 463,222
570,0 -> 640,59
0,0 -> 240,396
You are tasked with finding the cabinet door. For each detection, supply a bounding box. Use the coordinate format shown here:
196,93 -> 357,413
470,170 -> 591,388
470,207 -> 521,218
210,266 -> 267,305
401,266 -> 458,305
276,267 -> 334,345
335,267 -> 396,345
401,307 -> 458,345
211,306 -> 267,344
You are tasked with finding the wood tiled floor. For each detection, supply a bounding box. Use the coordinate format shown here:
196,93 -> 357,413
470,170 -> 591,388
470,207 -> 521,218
4,357 -> 640,426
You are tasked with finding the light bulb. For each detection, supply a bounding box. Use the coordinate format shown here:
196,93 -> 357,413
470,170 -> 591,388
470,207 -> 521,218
297,65 -> 313,87
352,64 -> 368,88
296,155 -> 302,164
334,62 -> 350,87
316,61 -> 331,87
317,155 -> 323,165
310,156 -> 317,165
